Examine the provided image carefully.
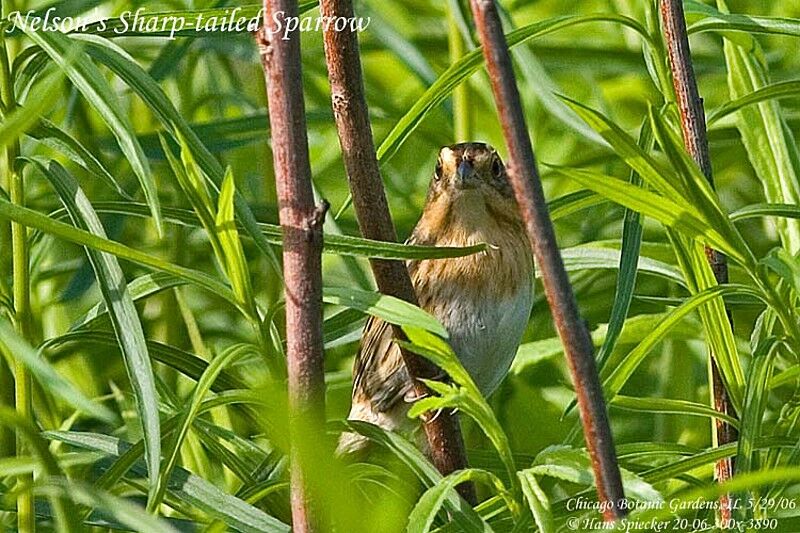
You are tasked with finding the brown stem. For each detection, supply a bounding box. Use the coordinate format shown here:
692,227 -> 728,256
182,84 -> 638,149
660,0 -> 738,523
258,3 -> 329,531
318,0 -> 475,504
468,0 -> 626,521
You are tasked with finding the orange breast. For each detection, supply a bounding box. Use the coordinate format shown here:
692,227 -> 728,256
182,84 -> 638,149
409,190 -> 533,304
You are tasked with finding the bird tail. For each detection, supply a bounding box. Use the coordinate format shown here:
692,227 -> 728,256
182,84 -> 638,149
336,429 -> 370,456
336,401 -> 411,457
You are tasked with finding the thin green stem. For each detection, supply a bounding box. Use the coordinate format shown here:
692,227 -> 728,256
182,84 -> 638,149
448,2 -> 471,142
1,4 -> 34,528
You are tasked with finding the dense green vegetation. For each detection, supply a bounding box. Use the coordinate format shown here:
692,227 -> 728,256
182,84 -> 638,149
2,0 -> 800,531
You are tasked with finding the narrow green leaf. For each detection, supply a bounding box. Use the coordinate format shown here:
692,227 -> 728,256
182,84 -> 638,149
668,232 -> 745,412
0,320 -> 115,423
48,201 -> 487,260
74,33 -> 276,266
21,28 -> 162,233
558,96 -> 686,202
718,0 -> 800,253
640,438 -> 792,485
687,1 -> 800,38
406,469 -> 499,533
0,407 -> 79,532
323,287 -> 448,338
37,161 -> 161,505
378,14 -> 651,164
215,168 -> 255,314
45,431 -> 291,533
343,420 -> 490,532
595,120 -> 650,373
517,470 -> 554,533
29,119 -> 130,199
0,196 -> 240,310
532,446 -> 662,503
730,203 -> 800,222
611,395 -> 739,428
603,284 -> 756,403
552,166 -> 746,264
0,68 -> 63,149
38,480 -> 179,533
43,330 -> 248,393
649,108 -> 753,268
513,313 -> 700,374
708,80 -> 800,126
548,190 -> 605,221
735,338 -> 779,476
151,344 -> 249,512
558,246 -> 683,284
400,327 -> 516,488
71,272 -> 183,330
762,247 -> 800,297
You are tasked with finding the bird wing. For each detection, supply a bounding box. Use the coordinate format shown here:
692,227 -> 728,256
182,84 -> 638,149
351,231 -> 427,414
351,315 -> 412,412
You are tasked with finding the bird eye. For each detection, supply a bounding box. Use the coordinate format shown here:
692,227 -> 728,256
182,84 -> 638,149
434,159 -> 443,181
491,157 -> 503,179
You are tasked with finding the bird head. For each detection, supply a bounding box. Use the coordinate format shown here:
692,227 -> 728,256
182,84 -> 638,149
427,142 -> 514,202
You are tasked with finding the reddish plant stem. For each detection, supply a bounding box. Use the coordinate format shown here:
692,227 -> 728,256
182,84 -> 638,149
318,0 -> 475,503
259,2 -> 329,531
660,0 -> 738,523
469,0 -> 626,521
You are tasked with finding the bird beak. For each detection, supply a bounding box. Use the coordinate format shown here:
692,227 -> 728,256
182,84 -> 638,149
455,159 -> 476,189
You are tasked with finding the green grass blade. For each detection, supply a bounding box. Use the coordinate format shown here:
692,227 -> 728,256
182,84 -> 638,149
0,320 -> 115,423
29,119 -> 131,199
668,232 -> 745,412
517,470 -> 554,533
0,68 -> 63,149
38,480 -> 179,533
21,28 -> 162,234
44,431 -> 291,533
730,203 -> 800,222
532,446 -> 662,502
558,96 -> 686,202
377,14 -> 650,164
513,313 -> 699,375
48,200 -> 487,261
594,121 -> 651,373
215,168 -> 256,315
551,166 -> 745,264
735,338 -> 779,477
761,247 -> 800,296
73,33 -> 277,266
71,272 -> 183,330
687,0 -> 800,38
558,246 -> 683,284
401,327 -> 517,488
649,108 -> 754,268
611,395 -> 739,428
0,196 -> 240,310
323,287 -> 448,338
406,469 -> 499,533
37,160 -> 161,505
343,420 -> 490,531
718,0 -> 800,253
43,331 -> 248,393
707,80 -> 800,126
603,284 -> 756,404
0,407 -> 79,532
150,344 -> 249,512
548,191 -> 605,221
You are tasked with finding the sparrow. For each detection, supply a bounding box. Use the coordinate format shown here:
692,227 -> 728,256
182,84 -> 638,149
339,142 -> 534,454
